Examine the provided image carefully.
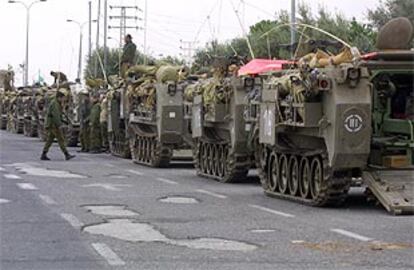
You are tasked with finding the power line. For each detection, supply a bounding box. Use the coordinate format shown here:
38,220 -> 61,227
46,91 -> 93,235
109,5 -> 142,47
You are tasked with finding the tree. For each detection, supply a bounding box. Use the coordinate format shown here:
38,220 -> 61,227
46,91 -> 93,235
84,48 -> 155,80
368,0 -> 414,29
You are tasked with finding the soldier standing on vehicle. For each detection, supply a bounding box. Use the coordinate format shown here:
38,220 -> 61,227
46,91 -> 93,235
100,94 -> 109,152
40,89 -> 75,161
78,90 -> 91,152
120,34 -> 136,77
89,93 -> 102,153
50,71 -> 68,87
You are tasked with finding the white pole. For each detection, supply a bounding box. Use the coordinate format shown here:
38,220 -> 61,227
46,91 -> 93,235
25,7 -> 29,85
143,0 -> 148,65
290,0 -> 296,57
103,0 -> 108,71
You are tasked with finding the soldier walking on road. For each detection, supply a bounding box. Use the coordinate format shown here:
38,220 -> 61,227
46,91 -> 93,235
40,89 -> 75,161
120,34 -> 137,77
89,93 -> 102,153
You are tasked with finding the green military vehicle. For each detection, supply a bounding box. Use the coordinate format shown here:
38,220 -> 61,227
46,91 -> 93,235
189,57 -> 258,182
0,90 -> 9,130
359,18 -> 414,215
9,89 -> 28,134
23,87 -> 42,137
107,65 -> 195,166
254,17 -> 413,214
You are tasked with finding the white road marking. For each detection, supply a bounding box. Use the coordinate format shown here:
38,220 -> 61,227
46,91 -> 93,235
16,183 -> 38,190
8,163 -> 85,178
91,243 -> 126,266
127,169 -> 144,176
196,189 -> 227,199
60,213 -> 84,228
0,198 -> 10,204
155,177 -> 178,185
248,204 -> 295,218
39,194 -> 57,205
4,174 -> 22,180
0,167 -> 5,171
82,183 -> 131,191
331,229 -> 373,242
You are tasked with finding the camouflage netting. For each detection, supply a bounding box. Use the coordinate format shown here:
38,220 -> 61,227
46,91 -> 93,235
86,78 -> 106,89
184,78 -> 232,103
125,65 -> 189,110
267,72 -> 308,119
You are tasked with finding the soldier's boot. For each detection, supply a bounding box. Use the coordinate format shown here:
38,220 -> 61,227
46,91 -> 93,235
40,152 -> 50,161
64,152 -> 76,161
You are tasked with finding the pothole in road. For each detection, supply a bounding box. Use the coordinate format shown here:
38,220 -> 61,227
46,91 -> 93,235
83,205 -> 139,217
158,196 -> 199,204
83,219 -> 257,251
7,163 -> 86,178
0,198 -> 10,204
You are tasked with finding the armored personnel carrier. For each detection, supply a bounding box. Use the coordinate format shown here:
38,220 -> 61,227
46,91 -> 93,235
359,17 -> 414,215
127,65 -> 194,167
106,76 -> 132,158
23,88 -> 37,137
107,65 -> 195,165
9,89 -> 28,134
255,49 -> 370,205
254,17 -> 414,214
188,58 -> 259,182
0,90 -> 9,130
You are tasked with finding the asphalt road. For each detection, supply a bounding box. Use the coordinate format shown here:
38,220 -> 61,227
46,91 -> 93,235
1,130 -> 413,270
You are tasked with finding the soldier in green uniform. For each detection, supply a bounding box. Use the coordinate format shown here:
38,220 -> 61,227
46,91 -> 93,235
40,89 -> 75,161
50,71 -> 68,87
78,90 -> 91,152
89,93 -> 102,153
120,34 -> 137,77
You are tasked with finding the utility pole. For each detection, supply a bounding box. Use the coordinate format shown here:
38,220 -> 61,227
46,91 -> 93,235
179,40 -> 196,66
103,0 -> 108,70
143,0 -> 148,64
290,0 -> 296,58
94,0 -> 101,77
67,19 -> 97,81
109,5 -> 141,47
8,0 -> 47,86
88,1 -> 92,60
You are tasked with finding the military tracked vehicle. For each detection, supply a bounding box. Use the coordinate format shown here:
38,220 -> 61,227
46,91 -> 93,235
107,78 -> 132,158
255,51 -> 370,206
107,65 -> 195,165
23,87 -> 42,137
0,90 -> 10,130
359,17 -> 414,215
254,17 -> 414,214
127,65 -> 194,167
9,90 -> 27,134
188,58 -> 258,182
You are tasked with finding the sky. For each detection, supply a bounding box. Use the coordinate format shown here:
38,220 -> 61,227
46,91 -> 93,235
0,0 -> 380,85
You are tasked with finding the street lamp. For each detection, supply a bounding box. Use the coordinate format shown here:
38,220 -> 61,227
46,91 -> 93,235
66,19 -> 97,81
8,0 -> 47,86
